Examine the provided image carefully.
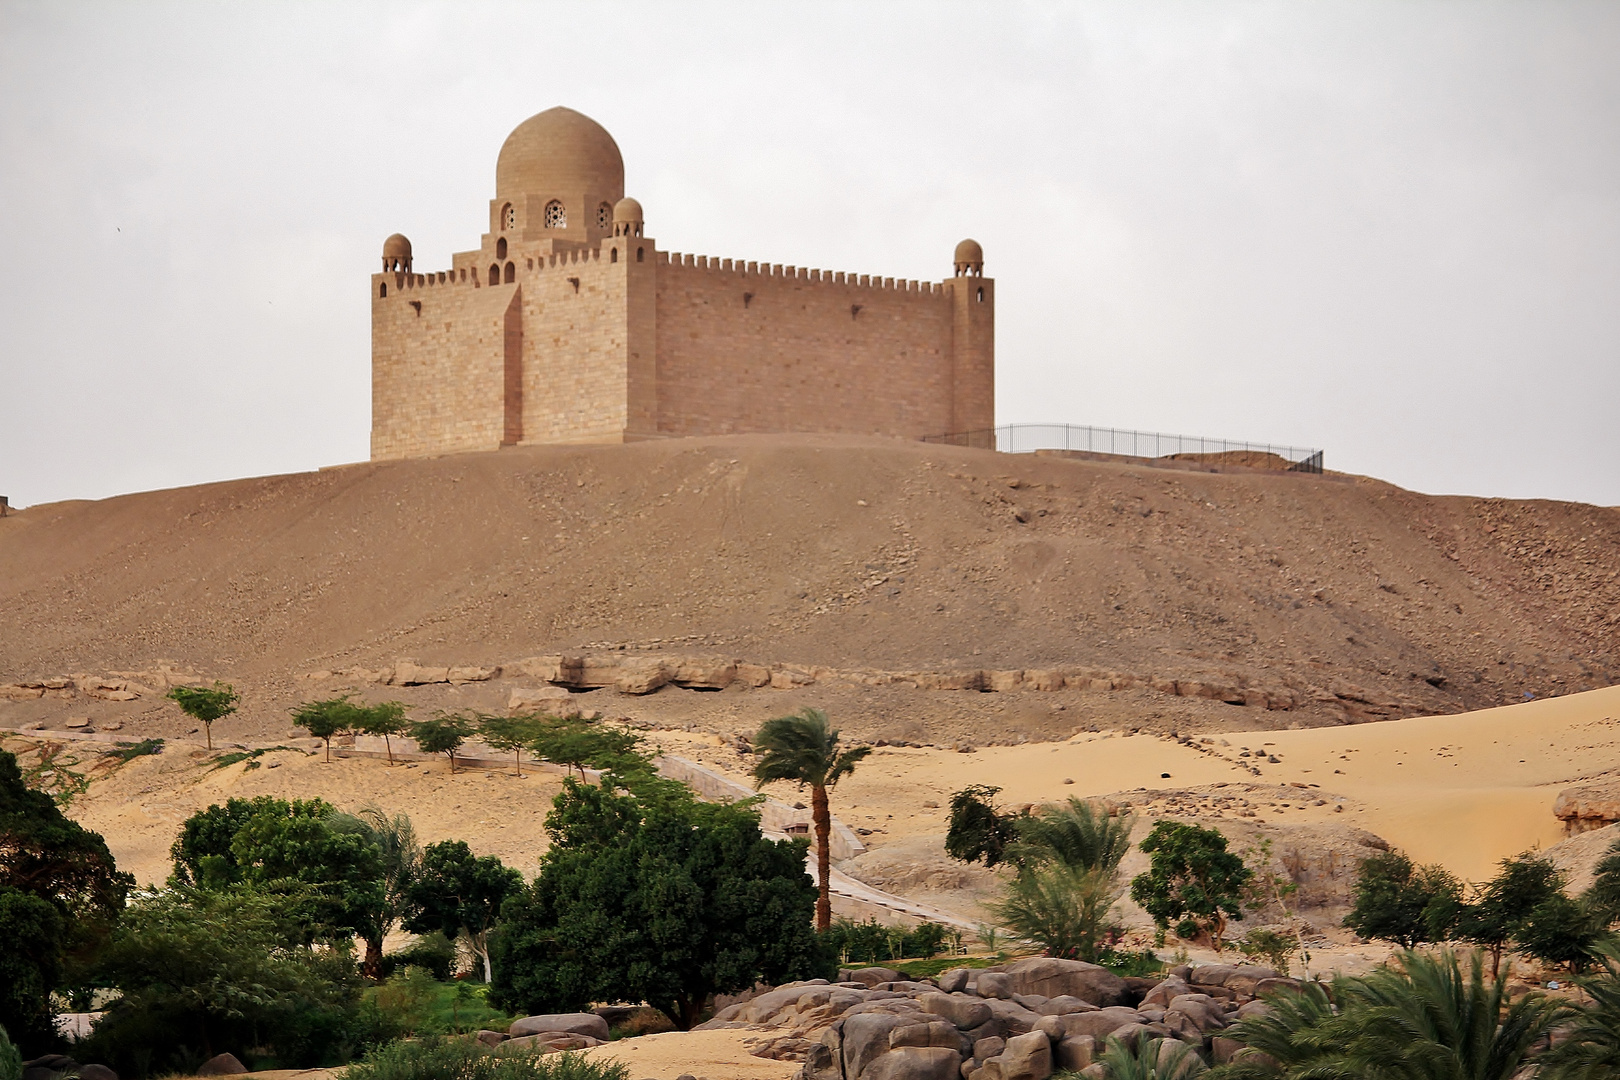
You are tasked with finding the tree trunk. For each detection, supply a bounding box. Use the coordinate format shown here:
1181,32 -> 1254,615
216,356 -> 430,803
475,932 -> 492,983
324,738 -> 331,763
678,994 -> 703,1031
363,934 -> 383,980
813,784 -> 832,932
205,722 -> 213,751
384,734 -> 394,765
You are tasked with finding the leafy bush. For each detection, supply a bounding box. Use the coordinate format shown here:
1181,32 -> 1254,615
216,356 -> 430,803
1095,948 -> 1167,978
345,1037 -> 628,1080
0,1023 -> 23,1080
1235,927 -> 1299,975
84,885 -> 365,1076
825,918 -> 953,964
992,862 -> 1122,962
379,931 -> 458,981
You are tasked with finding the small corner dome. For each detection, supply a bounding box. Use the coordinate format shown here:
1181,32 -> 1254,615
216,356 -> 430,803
383,233 -> 413,259
612,197 -> 643,224
496,106 -> 625,202
954,238 -> 983,264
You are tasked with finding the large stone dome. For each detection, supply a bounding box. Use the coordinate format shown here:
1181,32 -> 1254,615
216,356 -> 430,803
495,107 -> 624,202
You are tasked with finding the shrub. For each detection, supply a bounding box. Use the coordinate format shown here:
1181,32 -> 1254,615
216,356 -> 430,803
379,931 -> 458,981
166,682 -> 238,751
345,1037 -> 628,1080
992,863 -> 1122,962
0,1023 -> 24,1080
1235,927 -> 1299,975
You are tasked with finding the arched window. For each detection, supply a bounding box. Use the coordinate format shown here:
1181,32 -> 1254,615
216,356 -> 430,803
610,247 -> 619,263
496,237 -> 507,260
976,287 -> 984,303
504,261 -> 515,283
502,203 -> 515,231
544,200 -> 566,229
489,264 -> 500,286
636,247 -> 644,262
597,202 -> 612,230
379,283 -> 387,297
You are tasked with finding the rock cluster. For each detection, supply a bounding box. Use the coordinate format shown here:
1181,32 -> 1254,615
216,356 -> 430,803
288,651 -> 1418,717
480,1011 -> 612,1053
695,959 -> 1292,1080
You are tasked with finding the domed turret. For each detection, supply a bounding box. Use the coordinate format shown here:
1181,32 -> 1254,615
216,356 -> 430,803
495,107 -> 624,204
953,238 -> 983,277
612,196 -> 644,237
382,233 -> 412,272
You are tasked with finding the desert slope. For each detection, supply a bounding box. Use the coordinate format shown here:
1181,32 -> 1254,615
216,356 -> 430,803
1,435 -> 1616,734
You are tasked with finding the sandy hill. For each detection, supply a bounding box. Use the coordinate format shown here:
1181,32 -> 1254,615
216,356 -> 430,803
2,435 -> 1615,744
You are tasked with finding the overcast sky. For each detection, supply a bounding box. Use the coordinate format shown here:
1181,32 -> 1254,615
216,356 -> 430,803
3,2 -> 1617,509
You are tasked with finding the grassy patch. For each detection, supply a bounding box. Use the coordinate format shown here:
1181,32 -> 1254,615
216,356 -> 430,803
104,738 -> 165,763
21,742 -> 91,806
888,955 -> 1006,979
363,970 -> 517,1036
346,1037 -> 626,1080
208,745 -> 294,772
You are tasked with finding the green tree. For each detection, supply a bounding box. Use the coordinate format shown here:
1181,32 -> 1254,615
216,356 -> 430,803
1343,850 -> 1465,949
489,778 -> 828,1029
228,800 -> 387,947
944,784 -> 1021,868
1455,851 -> 1565,977
1542,939 -> 1620,1079
166,681 -> 239,751
86,885 -> 363,1075
0,748 -> 131,1051
0,888 -> 64,1053
1130,820 -> 1251,953
480,713 -> 546,777
169,796 -> 320,887
531,718 -> 643,780
412,713 -> 476,773
751,707 -> 870,932
1584,837 -> 1620,926
292,696 -> 363,764
355,701 -> 411,766
1516,892 -> 1607,973
403,840 -> 521,984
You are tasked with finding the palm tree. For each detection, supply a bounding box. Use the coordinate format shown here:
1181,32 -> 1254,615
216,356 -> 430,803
1543,939 -> 1620,1079
1011,797 -> 1134,873
1210,948 -> 1572,1080
349,806 -> 421,979
752,707 -> 871,931
991,861 -> 1122,962
1099,1035 -> 1207,1080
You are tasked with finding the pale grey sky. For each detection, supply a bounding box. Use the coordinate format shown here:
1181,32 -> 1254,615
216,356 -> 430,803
2,2 -> 1617,508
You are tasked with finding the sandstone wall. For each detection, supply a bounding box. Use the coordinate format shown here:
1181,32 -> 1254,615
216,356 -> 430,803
652,255 -> 983,439
370,272 -> 516,460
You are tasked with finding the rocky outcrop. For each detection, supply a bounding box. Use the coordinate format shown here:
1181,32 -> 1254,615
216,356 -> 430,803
706,961 -> 1293,1080
1554,782 -> 1620,835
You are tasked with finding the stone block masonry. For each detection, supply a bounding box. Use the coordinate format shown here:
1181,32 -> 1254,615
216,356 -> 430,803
370,107 -> 992,458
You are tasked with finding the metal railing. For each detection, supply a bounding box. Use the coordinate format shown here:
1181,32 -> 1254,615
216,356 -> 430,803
920,423 -> 1324,473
